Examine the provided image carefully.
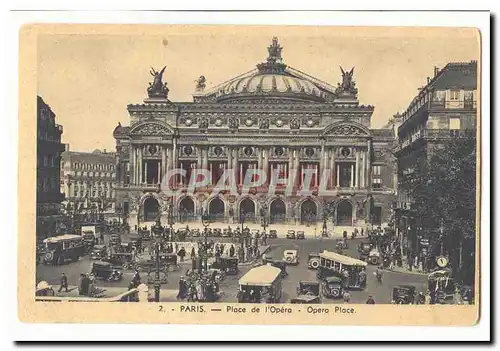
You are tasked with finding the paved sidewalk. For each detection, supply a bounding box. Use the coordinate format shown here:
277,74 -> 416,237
132,221 -> 369,239
381,265 -> 428,276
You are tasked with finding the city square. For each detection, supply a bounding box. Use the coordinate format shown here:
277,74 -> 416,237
35,35 -> 477,306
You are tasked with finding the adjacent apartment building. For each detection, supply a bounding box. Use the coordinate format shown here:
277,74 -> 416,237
394,60 -> 477,256
36,96 -> 65,239
60,147 -> 117,218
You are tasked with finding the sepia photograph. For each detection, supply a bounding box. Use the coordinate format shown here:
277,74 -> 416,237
15,19 -> 485,329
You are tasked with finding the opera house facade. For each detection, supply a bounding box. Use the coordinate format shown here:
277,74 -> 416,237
113,38 -> 396,229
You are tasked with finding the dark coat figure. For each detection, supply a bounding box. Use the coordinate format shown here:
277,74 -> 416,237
190,247 -> 196,259
81,275 -> 90,295
177,277 -> 187,300
100,233 -> 105,245
366,296 -> 376,304
220,243 -> 225,254
229,244 -> 235,258
132,271 -> 141,286
178,247 -> 186,262
343,230 -> 348,239
58,273 -> 68,292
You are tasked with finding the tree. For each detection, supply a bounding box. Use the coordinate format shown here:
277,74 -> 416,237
400,135 -> 476,281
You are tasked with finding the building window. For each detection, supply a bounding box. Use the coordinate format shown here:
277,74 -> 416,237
372,166 -> 382,189
450,90 -> 460,101
449,117 -> 461,130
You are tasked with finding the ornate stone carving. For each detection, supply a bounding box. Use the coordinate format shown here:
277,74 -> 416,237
147,66 -> 169,99
199,117 -> 209,130
228,117 -> 239,130
290,118 -> 300,130
129,194 -> 139,213
329,125 -> 366,136
259,118 -> 270,129
129,122 -> 172,136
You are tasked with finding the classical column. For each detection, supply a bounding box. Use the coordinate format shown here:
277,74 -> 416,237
227,147 -> 233,172
205,148 -> 210,170
367,140 -> 372,189
336,163 -> 340,187
350,164 -> 354,188
138,146 -> 143,184
355,148 -> 360,188
161,147 -> 166,181
144,161 -> 148,185
233,148 -> 239,185
239,163 -> 243,186
263,148 -> 269,183
157,160 -> 161,184
359,150 -> 366,189
197,147 -> 202,169
331,148 -> 336,188
319,142 -> 325,186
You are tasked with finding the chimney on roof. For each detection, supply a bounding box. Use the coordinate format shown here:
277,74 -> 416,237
434,66 -> 439,77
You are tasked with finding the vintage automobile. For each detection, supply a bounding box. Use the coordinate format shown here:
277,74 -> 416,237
358,242 -> 372,261
90,261 -> 123,281
192,229 -> 201,237
268,230 -> 278,239
286,230 -> 296,239
89,244 -> 107,260
283,249 -> 299,265
109,233 -> 121,246
222,228 -> 232,238
210,257 -> 239,275
237,264 -> 283,303
296,231 -> 305,240
316,250 -> 368,290
82,231 -> 96,252
42,234 -> 86,265
391,285 -> 417,304
320,276 -> 344,298
308,253 -> 320,270
102,252 -> 135,270
368,249 -> 381,265
428,269 -> 457,303
291,281 -> 321,304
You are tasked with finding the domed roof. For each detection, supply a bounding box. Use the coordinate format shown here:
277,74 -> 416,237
194,37 -> 338,104
222,73 -> 321,96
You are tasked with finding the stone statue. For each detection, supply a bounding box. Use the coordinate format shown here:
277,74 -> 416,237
195,75 -> 206,92
147,66 -> 169,98
336,66 -> 358,97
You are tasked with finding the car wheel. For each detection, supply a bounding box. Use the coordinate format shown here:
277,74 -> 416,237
309,259 -> 320,269
369,257 -> 378,265
330,288 -> 340,298
122,263 -> 129,270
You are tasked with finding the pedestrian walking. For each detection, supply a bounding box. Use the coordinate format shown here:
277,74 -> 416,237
77,273 -> 85,295
178,246 -> 186,262
366,295 -> 376,304
58,273 -> 68,292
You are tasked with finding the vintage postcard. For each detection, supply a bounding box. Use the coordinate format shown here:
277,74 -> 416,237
18,23 -> 482,327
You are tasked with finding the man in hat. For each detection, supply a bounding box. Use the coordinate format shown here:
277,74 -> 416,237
366,295 -> 375,304
58,273 -> 68,292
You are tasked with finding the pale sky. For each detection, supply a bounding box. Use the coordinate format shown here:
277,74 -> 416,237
37,25 -> 480,152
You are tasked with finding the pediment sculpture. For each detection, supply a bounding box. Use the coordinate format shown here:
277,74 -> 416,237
129,122 -> 173,136
326,124 -> 368,136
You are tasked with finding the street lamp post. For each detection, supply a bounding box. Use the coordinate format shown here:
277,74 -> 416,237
200,208 -> 211,271
260,203 -> 268,245
167,199 -> 175,242
147,226 -> 168,302
239,211 -> 246,250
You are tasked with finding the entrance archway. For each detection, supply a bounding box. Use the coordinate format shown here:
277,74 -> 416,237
143,197 -> 160,221
179,197 -> 195,222
208,197 -> 225,221
239,198 -> 255,221
270,198 -> 286,223
300,199 -> 317,224
336,200 -> 353,226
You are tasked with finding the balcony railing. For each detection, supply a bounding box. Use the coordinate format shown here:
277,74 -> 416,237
430,99 -> 477,109
424,129 -> 475,139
